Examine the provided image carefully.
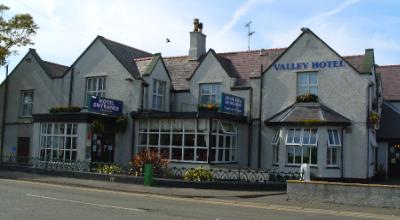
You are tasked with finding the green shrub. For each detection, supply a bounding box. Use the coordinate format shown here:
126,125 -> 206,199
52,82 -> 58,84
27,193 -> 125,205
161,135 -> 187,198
184,166 -> 213,182
96,164 -> 122,174
296,93 -> 318,103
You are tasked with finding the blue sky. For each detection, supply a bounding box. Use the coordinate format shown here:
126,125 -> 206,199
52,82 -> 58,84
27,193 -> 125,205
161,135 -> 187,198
1,0 -> 399,83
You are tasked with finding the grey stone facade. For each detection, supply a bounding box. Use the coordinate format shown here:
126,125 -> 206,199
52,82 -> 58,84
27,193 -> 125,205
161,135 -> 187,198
0,23 -> 385,180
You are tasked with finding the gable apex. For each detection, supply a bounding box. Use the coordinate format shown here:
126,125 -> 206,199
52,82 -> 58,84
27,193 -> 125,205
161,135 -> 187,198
262,27 -> 368,76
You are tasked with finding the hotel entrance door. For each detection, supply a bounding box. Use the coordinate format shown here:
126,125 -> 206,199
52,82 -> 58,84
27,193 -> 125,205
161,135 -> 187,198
388,143 -> 400,178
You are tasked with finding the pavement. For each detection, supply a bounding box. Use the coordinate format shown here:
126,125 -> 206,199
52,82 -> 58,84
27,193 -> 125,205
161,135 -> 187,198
1,169 -> 400,219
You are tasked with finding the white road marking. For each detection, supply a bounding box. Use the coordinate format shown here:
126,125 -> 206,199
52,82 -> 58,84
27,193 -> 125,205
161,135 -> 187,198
25,193 -> 145,212
1,179 -> 397,220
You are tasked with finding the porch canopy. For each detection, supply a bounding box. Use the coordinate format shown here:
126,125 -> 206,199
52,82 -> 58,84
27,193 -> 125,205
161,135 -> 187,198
264,102 -> 351,126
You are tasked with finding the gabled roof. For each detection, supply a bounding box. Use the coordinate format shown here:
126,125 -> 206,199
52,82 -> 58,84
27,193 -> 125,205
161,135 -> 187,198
99,36 -> 152,79
65,35 -> 152,79
262,28 -> 370,76
377,65 -> 400,101
377,101 -> 400,140
29,49 -> 68,79
265,102 -> 351,126
134,54 -> 172,81
160,46 -> 366,91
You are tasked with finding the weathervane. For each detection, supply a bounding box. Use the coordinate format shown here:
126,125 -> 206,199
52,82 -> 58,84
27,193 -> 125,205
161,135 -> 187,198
245,21 -> 255,51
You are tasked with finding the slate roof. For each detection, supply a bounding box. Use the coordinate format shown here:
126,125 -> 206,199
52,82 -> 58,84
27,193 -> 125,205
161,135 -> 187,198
42,61 -> 68,78
29,49 -> 68,79
264,102 -> 351,126
159,50 -> 366,91
377,65 -> 400,101
377,101 -> 400,140
98,36 -> 152,79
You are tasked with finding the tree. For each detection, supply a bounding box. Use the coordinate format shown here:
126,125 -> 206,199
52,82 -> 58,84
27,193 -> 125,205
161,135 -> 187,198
0,4 -> 38,66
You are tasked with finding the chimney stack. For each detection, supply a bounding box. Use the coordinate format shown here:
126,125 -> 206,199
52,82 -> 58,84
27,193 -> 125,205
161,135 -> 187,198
189,18 -> 206,60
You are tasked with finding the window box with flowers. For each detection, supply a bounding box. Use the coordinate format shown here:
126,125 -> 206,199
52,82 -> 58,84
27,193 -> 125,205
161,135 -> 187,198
198,104 -> 220,111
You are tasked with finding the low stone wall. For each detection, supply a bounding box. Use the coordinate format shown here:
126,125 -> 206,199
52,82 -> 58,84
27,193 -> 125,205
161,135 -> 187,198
287,180 -> 400,208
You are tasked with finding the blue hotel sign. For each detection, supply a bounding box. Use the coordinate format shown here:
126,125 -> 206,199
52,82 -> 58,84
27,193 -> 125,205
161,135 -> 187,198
274,60 -> 345,71
220,93 -> 244,115
89,96 -> 123,115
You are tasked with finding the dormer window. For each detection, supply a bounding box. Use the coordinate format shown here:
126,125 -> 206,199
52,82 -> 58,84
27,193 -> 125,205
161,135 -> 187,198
152,79 -> 166,111
199,83 -> 220,106
297,72 -> 317,96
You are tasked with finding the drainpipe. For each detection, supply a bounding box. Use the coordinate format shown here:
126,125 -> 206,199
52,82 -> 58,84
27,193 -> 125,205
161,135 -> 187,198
247,87 -> 253,167
0,65 -> 9,163
340,127 -> 344,179
366,82 -> 373,182
131,116 -> 136,158
140,82 -> 145,111
68,67 -> 74,107
257,64 -> 264,168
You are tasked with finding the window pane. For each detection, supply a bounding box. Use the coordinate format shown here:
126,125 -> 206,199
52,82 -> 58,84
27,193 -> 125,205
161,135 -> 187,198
303,129 -> 310,145
149,134 -> 159,145
218,149 -> 223,161
303,146 -> 310,164
333,130 -> 340,145
298,86 -> 308,96
183,120 -> 195,132
197,119 -> 208,132
171,148 -> 182,160
298,73 -> 308,85
327,148 -> 332,165
332,148 -> 337,165
184,134 -> 195,146
184,148 -> 194,161
309,129 -> 317,145
161,120 -> 170,132
224,149 -> 230,161
172,134 -> 182,146
172,120 -> 182,132
200,95 -> 210,105
294,147 -> 302,164
309,73 -> 318,84
160,148 -> 170,159
287,146 -> 294,164
311,147 -> 318,164
150,120 -> 159,132
197,134 -> 207,147
196,149 -> 208,162
139,133 -> 147,145
200,84 -> 211,95
293,129 -> 301,144
139,120 -> 148,132
309,86 -> 318,95
160,134 -> 170,145
287,129 -> 294,144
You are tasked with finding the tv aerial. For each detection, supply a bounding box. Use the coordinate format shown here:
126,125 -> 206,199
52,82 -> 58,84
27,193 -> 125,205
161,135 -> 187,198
245,21 -> 255,51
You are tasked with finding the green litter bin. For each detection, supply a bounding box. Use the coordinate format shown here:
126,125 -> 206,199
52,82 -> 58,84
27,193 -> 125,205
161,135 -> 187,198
144,163 -> 153,186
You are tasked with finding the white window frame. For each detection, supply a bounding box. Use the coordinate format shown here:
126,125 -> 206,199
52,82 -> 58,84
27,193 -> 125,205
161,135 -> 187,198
286,128 -> 318,166
39,123 -> 78,162
327,129 -> 341,166
137,119 -> 209,163
20,90 -> 34,117
152,79 -> 166,111
199,83 -> 221,106
211,120 -> 238,163
272,129 -> 280,165
85,77 -> 106,106
297,72 -> 318,96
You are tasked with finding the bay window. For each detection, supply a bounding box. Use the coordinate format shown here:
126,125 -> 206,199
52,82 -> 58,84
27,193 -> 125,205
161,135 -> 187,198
272,129 -> 280,165
286,128 -> 318,165
137,119 -> 238,163
327,129 -> 341,166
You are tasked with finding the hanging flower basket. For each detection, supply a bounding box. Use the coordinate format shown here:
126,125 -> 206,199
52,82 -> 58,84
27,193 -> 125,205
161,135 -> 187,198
369,111 -> 380,128
113,115 -> 128,133
198,104 -> 219,111
90,120 -> 105,134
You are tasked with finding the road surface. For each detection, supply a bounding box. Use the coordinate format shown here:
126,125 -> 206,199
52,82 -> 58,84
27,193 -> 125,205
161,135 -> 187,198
0,178 -> 397,220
